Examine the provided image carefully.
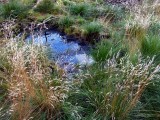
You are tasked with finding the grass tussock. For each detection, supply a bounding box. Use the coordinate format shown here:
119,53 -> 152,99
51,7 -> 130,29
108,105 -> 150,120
69,3 -> 89,17
58,16 -> 74,28
91,40 -> 112,62
124,0 -> 160,55
140,34 -> 160,65
82,21 -> 103,41
34,0 -> 55,14
0,39 -> 68,119
0,0 -> 29,19
68,55 -> 160,119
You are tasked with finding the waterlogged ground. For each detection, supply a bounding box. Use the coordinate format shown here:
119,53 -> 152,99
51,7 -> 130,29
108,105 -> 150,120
26,30 -> 94,75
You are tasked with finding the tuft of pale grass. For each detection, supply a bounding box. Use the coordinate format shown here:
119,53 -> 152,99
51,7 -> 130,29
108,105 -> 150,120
124,0 -> 160,55
70,54 -> 160,119
0,38 -> 69,119
125,0 -> 160,32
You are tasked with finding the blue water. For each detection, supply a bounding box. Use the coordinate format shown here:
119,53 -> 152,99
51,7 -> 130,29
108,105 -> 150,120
26,30 -> 94,73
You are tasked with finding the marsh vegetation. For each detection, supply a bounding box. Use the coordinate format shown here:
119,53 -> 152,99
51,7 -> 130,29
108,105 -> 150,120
0,0 -> 160,119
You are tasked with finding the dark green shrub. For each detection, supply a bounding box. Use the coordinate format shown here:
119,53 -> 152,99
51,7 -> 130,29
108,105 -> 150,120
34,0 -> 54,13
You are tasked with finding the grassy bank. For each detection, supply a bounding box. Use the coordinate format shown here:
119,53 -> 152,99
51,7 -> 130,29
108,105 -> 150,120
0,0 -> 160,119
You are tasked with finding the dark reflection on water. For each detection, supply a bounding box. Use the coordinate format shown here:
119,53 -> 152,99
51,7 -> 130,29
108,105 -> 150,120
26,29 -> 94,74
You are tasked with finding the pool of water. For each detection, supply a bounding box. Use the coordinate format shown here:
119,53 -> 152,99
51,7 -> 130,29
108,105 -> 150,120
26,29 -> 94,74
